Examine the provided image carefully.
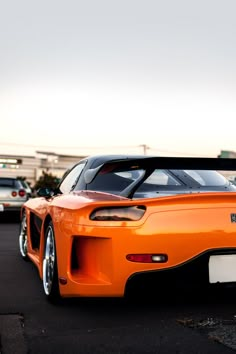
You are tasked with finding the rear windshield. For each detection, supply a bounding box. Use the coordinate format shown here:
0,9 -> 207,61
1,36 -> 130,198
88,168 -> 230,195
181,170 -> 228,186
88,168 -> 144,193
144,169 -> 181,186
0,178 -> 17,187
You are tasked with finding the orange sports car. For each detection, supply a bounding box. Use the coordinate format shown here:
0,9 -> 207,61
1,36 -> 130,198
19,155 -> 236,302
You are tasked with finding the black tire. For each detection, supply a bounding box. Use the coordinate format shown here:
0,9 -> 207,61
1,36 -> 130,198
19,211 -> 29,261
42,222 -> 60,302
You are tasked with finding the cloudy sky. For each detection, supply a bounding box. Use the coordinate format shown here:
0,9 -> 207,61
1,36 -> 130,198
0,0 -> 236,157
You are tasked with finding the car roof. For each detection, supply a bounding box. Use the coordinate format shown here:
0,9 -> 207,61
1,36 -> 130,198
82,154 -> 151,169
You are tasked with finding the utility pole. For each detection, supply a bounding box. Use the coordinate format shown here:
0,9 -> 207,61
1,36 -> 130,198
140,144 -> 150,155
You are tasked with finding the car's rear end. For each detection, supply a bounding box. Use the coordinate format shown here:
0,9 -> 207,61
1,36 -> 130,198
50,190 -> 236,298
0,177 -> 28,213
123,192 -> 236,297
58,156 -> 236,298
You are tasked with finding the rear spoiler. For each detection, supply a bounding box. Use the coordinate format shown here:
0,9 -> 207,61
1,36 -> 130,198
84,157 -> 236,184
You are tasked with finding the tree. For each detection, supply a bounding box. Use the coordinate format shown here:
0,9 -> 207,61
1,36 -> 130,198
34,171 -> 60,191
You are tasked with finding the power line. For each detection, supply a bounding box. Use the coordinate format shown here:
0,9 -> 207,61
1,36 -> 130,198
0,141 -> 217,157
149,147 -> 214,157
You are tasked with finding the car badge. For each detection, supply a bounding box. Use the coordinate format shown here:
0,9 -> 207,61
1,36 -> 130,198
231,214 -> 236,223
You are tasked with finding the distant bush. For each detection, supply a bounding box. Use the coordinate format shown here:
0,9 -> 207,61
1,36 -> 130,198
34,171 -> 60,191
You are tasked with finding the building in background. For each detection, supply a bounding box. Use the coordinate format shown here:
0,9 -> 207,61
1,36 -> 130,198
218,150 -> 236,183
0,151 -> 86,186
218,150 -> 236,159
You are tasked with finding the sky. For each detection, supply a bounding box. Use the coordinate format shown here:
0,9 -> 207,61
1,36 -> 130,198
0,0 -> 236,158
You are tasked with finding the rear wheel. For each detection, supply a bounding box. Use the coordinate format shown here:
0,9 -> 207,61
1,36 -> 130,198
43,222 -> 60,302
19,211 -> 28,260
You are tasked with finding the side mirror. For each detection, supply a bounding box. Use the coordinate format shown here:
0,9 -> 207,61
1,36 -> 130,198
37,187 -> 54,198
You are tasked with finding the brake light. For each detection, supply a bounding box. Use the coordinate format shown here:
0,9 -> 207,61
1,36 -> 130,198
11,191 -> 17,197
126,254 -> 168,263
90,206 -> 146,221
19,189 -> 26,197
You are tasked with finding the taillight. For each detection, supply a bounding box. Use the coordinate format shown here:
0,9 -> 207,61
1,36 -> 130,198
126,254 -> 168,263
90,206 -> 146,221
19,189 -> 26,197
11,191 -> 17,197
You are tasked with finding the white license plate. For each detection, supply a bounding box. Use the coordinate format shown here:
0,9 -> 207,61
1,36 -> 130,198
0,204 -> 4,212
209,255 -> 236,283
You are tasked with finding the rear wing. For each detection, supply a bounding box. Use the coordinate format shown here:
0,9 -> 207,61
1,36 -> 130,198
84,157 -> 236,184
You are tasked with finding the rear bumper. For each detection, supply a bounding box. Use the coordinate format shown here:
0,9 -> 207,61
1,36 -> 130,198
125,248 -> 236,296
57,246 -> 236,298
0,201 -> 25,212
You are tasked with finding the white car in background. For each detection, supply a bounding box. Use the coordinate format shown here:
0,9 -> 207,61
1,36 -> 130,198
0,177 -> 30,213
20,179 -> 32,199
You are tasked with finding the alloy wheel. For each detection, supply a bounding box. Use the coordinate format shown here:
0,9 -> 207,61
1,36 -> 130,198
19,213 -> 28,259
43,225 -> 56,296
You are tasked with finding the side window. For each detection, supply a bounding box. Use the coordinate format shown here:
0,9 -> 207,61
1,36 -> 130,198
59,162 -> 86,194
